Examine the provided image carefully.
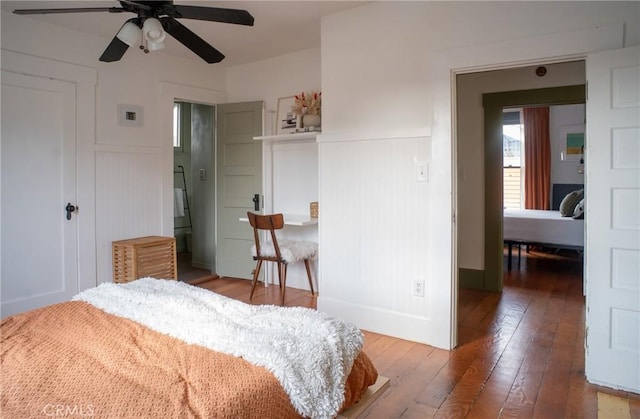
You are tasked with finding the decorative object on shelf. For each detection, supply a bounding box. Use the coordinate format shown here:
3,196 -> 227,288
276,96 -> 298,134
292,91 -> 321,130
310,202 -> 319,218
303,114 -> 321,129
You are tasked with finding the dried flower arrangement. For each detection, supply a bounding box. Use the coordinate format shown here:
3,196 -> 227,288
291,91 -> 321,116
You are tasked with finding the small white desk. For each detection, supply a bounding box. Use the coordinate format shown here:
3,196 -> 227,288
239,214 -> 318,226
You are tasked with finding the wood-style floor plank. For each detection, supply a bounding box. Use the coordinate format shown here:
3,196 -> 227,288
359,343 -> 436,418
187,249 -> 638,418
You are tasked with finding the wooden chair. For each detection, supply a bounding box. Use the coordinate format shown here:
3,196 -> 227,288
247,212 -> 317,305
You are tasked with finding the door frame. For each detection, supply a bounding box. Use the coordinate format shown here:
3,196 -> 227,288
160,82 -> 227,268
438,23 -> 624,349
480,84 -> 586,291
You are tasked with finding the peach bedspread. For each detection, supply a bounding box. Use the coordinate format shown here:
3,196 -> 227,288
1,301 -> 377,418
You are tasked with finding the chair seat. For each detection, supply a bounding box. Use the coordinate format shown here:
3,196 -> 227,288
252,239 -> 317,263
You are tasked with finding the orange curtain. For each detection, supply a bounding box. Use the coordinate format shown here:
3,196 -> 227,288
523,107 -> 551,210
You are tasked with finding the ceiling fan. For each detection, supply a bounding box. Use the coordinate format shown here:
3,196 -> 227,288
13,0 -> 254,64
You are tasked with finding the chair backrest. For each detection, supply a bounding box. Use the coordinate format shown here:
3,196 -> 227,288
247,212 -> 285,230
247,212 -> 285,260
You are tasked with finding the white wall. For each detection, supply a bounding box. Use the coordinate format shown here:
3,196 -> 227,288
189,103 -> 216,271
226,47 -> 321,122
1,11 -> 228,285
318,1 -> 639,348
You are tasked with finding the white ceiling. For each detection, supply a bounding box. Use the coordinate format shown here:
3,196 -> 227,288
1,1 -> 364,66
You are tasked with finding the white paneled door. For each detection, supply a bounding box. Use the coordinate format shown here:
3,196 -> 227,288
1,71 -> 79,317
215,101 -> 263,279
585,46 -> 640,392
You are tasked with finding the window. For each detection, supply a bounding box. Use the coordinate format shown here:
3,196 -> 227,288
503,109 -> 524,209
173,102 -> 181,149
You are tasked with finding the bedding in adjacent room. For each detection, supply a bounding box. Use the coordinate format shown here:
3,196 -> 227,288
504,208 -> 584,247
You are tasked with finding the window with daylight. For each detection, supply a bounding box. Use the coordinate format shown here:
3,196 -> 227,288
173,102 -> 181,149
503,109 -> 524,209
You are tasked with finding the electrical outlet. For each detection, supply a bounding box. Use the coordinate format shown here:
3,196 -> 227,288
413,279 -> 425,297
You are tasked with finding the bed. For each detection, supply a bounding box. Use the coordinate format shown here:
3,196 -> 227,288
1,278 -> 379,419
503,183 -> 585,270
504,209 -> 584,269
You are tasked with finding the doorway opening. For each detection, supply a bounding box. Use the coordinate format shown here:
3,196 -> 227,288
173,101 -> 217,283
456,60 -> 586,292
455,61 -> 587,347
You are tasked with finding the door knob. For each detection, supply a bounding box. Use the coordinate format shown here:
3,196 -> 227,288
252,194 -> 260,211
65,203 -> 77,220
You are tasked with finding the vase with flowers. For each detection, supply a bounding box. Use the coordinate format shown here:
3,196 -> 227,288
291,91 -> 321,130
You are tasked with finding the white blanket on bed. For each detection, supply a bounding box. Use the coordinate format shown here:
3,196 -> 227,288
504,209 -> 584,247
73,278 -> 363,419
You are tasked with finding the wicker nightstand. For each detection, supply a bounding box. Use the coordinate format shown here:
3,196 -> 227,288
112,236 -> 177,283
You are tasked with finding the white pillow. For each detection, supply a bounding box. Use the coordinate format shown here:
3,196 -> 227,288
572,198 -> 585,219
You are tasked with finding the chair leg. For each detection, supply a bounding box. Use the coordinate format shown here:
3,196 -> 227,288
281,263 -> 288,306
276,262 -> 283,289
304,259 -> 315,296
249,260 -> 262,301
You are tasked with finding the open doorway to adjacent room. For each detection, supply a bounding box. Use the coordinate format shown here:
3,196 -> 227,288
455,60 -> 586,346
173,101 -> 217,283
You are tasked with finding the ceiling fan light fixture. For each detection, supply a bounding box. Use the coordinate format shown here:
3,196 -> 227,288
143,18 -> 166,45
13,3 -> 254,63
146,39 -> 166,52
116,21 -> 141,47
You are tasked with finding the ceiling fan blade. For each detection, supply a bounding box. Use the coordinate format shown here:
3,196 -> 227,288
172,5 -> 254,26
161,17 -> 225,64
13,7 -> 124,15
119,0 -> 153,12
99,36 -> 130,63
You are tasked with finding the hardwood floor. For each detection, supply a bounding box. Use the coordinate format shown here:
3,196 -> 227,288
177,251 -> 216,283
193,250 -> 640,418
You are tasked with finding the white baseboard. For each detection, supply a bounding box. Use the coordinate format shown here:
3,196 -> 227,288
317,296 -> 445,348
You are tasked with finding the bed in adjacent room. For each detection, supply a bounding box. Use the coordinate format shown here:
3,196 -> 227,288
1,278 -> 382,419
504,209 -> 584,269
503,183 -> 584,270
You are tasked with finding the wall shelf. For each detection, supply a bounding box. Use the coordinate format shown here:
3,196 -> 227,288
253,131 -> 319,142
